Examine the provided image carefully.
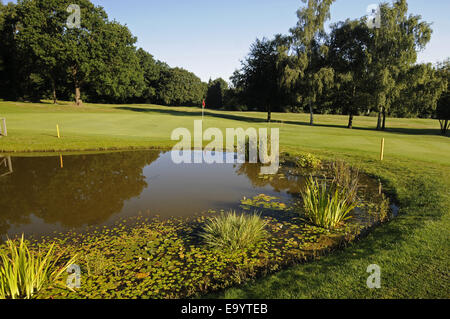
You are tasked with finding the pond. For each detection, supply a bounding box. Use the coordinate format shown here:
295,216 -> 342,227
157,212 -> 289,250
0,151 -> 306,239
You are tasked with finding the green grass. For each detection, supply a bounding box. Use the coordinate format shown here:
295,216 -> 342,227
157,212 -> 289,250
0,100 -> 449,298
201,211 -> 268,251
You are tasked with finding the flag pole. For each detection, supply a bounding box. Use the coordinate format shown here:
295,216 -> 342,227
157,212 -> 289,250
202,100 -> 205,122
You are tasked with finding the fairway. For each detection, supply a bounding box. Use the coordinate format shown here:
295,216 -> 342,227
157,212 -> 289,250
1,101 -> 448,167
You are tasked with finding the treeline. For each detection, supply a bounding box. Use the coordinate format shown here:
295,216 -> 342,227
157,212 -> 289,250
229,0 -> 449,132
0,0 -> 207,106
0,0 -> 448,133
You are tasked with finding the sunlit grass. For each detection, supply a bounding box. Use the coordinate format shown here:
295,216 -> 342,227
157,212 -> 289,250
201,211 -> 268,251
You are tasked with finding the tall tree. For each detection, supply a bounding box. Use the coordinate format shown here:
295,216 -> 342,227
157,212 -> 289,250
436,59 -> 450,135
156,67 -> 206,106
13,0 -> 144,105
392,63 -> 445,118
288,0 -> 335,125
231,35 -> 290,122
329,19 -> 371,128
136,48 -> 168,103
206,78 -> 228,109
367,0 -> 432,130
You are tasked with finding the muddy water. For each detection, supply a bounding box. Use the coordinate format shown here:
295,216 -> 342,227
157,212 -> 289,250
0,151 -> 305,238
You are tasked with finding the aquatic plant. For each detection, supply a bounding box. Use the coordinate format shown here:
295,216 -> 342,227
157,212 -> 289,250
0,236 -> 76,299
331,160 -> 360,205
296,153 -> 322,169
200,211 -> 268,251
301,177 -> 358,229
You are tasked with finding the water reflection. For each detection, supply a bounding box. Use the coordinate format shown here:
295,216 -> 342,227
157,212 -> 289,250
0,156 -> 13,177
0,151 -> 302,238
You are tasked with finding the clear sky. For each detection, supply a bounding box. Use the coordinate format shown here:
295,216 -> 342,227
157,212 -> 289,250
44,0 -> 450,82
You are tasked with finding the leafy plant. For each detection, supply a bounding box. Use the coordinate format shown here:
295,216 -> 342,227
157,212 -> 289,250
201,211 -> 268,251
0,236 -> 76,299
301,177 -> 358,229
82,250 -> 113,277
296,153 -> 322,169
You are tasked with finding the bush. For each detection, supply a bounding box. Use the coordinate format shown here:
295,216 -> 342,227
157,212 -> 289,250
296,153 -> 322,169
301,177 -> 358,229
0,236 -> 76,299
331,160 -> 360,206
201,211 -> 268,251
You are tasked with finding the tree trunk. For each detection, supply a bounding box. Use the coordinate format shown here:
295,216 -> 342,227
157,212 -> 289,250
377,106 -> 383,130
382,107 -> 386,130
267,105 -> 271,123
440,119 -> 449,135
51,80 -> 57,104
72,67 -> 82,106
75,86 -> 81,106
348,112 -> 354,129
309,101 -> 314,126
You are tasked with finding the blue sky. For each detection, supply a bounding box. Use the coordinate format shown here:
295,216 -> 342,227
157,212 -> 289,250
24,0 -> 450,81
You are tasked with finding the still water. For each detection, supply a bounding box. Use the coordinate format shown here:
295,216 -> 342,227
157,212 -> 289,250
0,151 -> 304,238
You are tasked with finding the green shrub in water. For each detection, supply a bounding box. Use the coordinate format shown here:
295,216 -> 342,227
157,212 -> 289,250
301,177 -> 358,229
201,211 -> 268,251
0,236 -> 77,299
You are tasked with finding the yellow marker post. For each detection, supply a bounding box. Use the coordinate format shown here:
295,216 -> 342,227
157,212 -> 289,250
380,138 -> 385,161
60,154 -> 63,168
57,124 -> 60,138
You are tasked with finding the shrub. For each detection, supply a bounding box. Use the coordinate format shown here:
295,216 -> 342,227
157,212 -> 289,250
0,236 -> 76,299
200,211 -> 268,251
301,177 -> 358,229
296,153 -> 322,169
331,160 -> 360,205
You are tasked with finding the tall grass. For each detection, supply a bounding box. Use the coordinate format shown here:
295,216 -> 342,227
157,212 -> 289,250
201,211 -> 268,251
0,236 -> 77,299
331,160 -> 360,206
300,162 -> 360,229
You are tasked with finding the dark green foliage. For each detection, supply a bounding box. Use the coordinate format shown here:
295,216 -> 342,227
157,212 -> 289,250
328,19 -> 372,128
231,35 -> 291,121
156,67 -> 206,106
436,60 -> 450,135
0,0 -> 205,106
206,78 -> 228,109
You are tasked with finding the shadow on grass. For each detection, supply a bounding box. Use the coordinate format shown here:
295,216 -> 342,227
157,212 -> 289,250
116,106 -> 444,137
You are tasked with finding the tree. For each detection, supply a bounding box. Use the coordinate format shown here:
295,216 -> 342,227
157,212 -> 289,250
436,60 -> 450,135
136,48 -> 168,103
329,19 -> 371,128
206,78 -> 228,109
156,67 -> 206,106
84,21 -> 145,103
231,35 -> 290,122
367,0 -> 432,130
287,0 -> 335,125
13,0 -> 145,105
392,63 -> 446,118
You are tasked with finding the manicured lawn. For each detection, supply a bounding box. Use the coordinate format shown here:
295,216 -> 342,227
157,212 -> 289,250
0,101 -> 449,298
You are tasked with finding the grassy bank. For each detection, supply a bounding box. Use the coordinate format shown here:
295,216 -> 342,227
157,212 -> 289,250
0,101 -> 449,298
